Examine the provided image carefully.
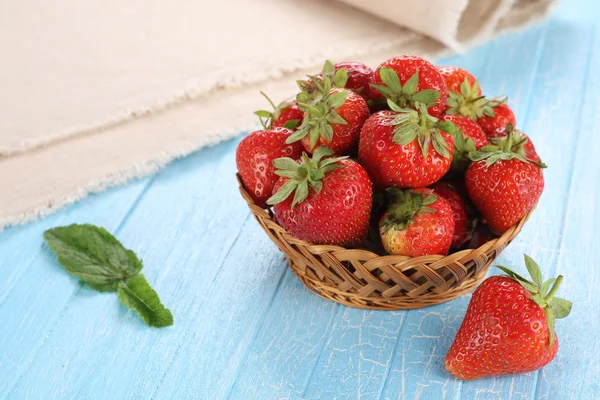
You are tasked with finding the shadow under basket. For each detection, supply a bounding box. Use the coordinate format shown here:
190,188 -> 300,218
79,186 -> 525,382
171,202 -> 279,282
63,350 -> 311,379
237,174 -> 535,310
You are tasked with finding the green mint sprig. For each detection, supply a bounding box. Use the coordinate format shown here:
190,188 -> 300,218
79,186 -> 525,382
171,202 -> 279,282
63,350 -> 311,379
43,224 -> 173,328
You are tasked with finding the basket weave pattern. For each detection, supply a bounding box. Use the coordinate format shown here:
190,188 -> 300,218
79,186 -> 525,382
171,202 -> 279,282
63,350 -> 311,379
237,174 -> 533,310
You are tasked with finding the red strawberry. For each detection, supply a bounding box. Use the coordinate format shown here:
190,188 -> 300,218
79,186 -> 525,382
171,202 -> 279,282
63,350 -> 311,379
438,66 -> 481,96
440,114 -> 488,149
465,129 -> 545,234
379,188 -> 454,256
333,61 -> 374,100
432,182 -> 468,248
299,60 -> 373,101
236,127 -> 304,208
267,146 -> 372,246
254,92 -> 303,130
488,124 -> 541,163
440,114 -> 489,173
477,102 -> 516,137
287,79 -> 370,155
370,56 -> 448,117
445,255 -> 572,380
443,71 -> 508,125
358,101 -> 455,188
272,102 -> 303,129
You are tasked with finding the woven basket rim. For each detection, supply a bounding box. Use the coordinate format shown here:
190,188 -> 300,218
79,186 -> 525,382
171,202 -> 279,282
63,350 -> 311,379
236,173 -> 536,309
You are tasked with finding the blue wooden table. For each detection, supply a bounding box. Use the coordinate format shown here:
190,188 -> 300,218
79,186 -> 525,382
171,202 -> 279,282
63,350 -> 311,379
1,1 -> 599,398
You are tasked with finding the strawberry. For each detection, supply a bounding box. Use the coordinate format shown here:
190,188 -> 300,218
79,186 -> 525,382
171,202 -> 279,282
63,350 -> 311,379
465,129 -> 546,234
333,61 -> 374,100
267,146 -> 372,246
438,66 -> 480,96
299,60 -> 373,100
379,188 -> 454,256
477,102 -> 516,137
440,114 -> 489,173
432,182 -> 469,248
445,255 -> 572,380
443,71 -> 510,127
487,124 -> 541,163
358,100 -> 455,188
370,56 -> 448,117
254,92 -> 303,130
236,127 -> 304,208
272,102 -> 303,129
287,72 -> 370,155
440,114 -> 488,149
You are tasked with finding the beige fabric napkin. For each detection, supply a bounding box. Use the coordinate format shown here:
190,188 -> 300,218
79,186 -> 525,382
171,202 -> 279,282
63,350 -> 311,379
0,0 -> 557,230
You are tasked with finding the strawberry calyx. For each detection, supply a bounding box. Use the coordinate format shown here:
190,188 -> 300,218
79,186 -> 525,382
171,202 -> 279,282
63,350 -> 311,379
254,92 -> 300,130
496,254 -> 572,347
285,74 -> 349,150
384,99 -> 455,158
380,188 -> 437,233
469,125 -> 547,168
445,78 -> 503,121
371,68 -> 441,110
449,125 -> 477,171
297,60 -> 349,99
490,124 -> 537,160
266,146 -> 347,208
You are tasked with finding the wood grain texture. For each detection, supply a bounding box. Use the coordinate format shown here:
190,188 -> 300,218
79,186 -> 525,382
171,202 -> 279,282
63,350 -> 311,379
1,1 -> 599,398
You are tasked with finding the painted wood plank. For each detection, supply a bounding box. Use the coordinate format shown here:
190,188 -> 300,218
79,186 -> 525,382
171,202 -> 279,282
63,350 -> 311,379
225,270 -> 339,400
2,140 -> 242,399
533,20 -> 600,400
301,309 -> 406,400
0,178 -> 151,396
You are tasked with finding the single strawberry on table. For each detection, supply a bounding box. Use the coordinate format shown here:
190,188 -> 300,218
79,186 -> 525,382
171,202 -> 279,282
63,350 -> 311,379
445,254 -> 572,380
440,114 -> 489,173
358,100 -> 455,188
287,74 -> 370,155
432,182 -> 469,248
379,188 -> 454,257
370,55 -> 448,117
465,128 -> 546,234
254,92 -> 304,130
236,127 -> 304,208
267,146 -> 372,246
487,123 -> 541,163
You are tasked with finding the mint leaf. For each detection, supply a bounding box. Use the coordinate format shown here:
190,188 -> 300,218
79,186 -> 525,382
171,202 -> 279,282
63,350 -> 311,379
118,274 -> 174,328
44,223 -> 173,328
44,224 -> 142,292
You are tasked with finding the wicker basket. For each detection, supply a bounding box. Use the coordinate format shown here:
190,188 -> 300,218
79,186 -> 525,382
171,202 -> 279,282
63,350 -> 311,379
237,174 -> 534,310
